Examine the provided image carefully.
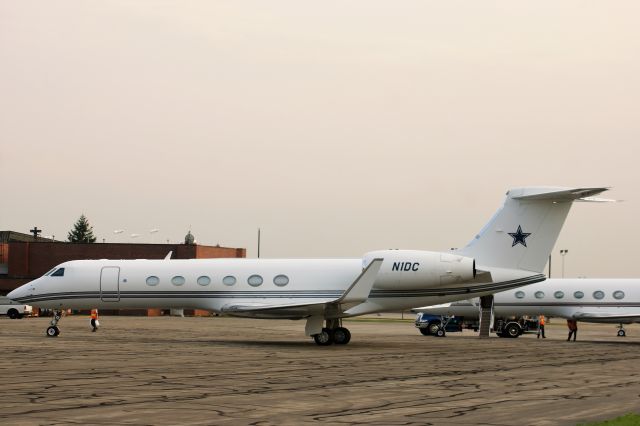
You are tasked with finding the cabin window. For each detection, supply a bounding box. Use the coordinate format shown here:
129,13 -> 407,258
274,274 -> 289,287
514,291 -> 525,299
146,276 -> 159,286
534,291 -> 545,299
197,276 -> 211,286
51,268 -> 65,277
223,276 -> 236,286
573,291 -> 584,299
593,290 -> 605,300
248,275 -> 263,287
172,276 -> 185,286
554,291 -> 565,299
613,290 -> 625,300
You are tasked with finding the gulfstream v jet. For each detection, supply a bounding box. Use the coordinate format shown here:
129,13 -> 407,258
8,187 -> 610,345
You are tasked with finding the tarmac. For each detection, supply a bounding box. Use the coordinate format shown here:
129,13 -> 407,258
1,315 -> 639,425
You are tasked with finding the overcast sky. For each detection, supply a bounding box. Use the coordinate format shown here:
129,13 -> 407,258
1,1 -> 638,278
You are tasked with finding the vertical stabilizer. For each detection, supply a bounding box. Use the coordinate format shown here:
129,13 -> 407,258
457,187 -> 608,273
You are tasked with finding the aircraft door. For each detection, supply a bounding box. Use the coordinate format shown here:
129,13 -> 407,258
100,267 -> 120,302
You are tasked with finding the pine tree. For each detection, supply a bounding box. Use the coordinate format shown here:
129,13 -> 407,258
67,214 -> 97,243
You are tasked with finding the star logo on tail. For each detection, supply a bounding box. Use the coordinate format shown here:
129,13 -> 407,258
508,225 -> 531,247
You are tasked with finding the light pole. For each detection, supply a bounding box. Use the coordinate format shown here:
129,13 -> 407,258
560,249 -> 568,278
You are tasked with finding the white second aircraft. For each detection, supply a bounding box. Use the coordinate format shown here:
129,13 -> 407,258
414,278 -> 640,337
8,186 -> 609,345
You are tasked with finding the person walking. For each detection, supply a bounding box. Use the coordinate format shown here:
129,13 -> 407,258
567,319 -> 578,341
537,315 -> 546,339
90,309 -> 99,332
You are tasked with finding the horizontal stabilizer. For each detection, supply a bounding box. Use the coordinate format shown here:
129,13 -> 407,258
511,187 -> 609,201
576,196 -> 618,203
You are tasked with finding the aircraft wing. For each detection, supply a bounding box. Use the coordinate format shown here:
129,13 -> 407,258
220,300 -> 332,318
573,312 -> 640,323
220,258 -> 384,319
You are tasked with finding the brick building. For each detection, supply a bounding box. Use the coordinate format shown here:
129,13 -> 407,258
0,230 -> 246,315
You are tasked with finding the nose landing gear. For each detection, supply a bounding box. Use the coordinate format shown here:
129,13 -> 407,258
45,310 -> 63,337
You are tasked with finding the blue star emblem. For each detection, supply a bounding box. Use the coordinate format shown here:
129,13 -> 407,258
508,225 -> 531,247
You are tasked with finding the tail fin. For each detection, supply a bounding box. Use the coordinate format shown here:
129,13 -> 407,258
457,187 -> 609,273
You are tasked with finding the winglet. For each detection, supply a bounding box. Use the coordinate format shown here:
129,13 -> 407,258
336,258 -> 383,304
164,251 -> 173,260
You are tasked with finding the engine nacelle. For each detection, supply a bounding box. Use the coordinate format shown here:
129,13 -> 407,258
363,250 -> 476,290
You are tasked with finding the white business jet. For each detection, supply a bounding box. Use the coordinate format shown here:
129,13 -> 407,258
414,278 -> 640,337
8,186 -> 609,345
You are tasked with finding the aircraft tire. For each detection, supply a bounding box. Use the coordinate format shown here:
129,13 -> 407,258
7,309 -> 18,319
617,329 -> 626,337
435,328 -> 446,337
313,329 -> 333,346
46,326 -> 59,337
333,327 -> 351,345
505,323 -> 521,338
428,322 -> 441,335
419,328 -> 431,336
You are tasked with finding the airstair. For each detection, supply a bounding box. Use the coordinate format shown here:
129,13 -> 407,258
479,295 -> 494,338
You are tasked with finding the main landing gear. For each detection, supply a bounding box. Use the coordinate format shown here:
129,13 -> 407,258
617,323 -> 626,337
313,319 -> 352,346
46,310 -> 63,337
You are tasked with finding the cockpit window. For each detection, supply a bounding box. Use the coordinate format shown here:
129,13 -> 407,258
51,268 -> 65,277
44,268 -> 57,276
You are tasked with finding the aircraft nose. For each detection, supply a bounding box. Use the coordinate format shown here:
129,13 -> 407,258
7,284 -> 28,301
7,287 -> 21,300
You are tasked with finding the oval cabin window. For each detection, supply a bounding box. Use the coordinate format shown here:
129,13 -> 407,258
197,276 -> 211,286
172,276 -> 185,286
613,290 -> 625,300
554,291 -> 564,299
274,275 -> 289,287
223,276 -> 236,286
573,291 -> 584,299
593,290 -> 605,300
514,291 -> 525,299
248,275 -> 263,287
146,276 -> 160,286
534,291 -> 545,299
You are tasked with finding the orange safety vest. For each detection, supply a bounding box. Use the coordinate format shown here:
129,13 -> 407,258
539,316 -> 545,325
90,310 -> 98,320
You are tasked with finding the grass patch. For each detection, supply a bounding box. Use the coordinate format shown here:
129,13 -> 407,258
580,413 -> 640,426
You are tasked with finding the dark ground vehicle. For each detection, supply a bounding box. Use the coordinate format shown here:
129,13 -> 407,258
494,317 -> 539,338
415,313 -> 477,337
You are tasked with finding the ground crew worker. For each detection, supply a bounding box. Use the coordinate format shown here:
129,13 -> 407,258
537,315 -> 546,339
90,309 -> 99,332
567,319 -> 578,341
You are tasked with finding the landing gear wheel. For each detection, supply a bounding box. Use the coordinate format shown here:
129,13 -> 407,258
505,323 -> 521,338
428,322 -> 441,335
46,326 -> 60,337
333,327 -> 351,345
419,328 -> 431,336
435,328 -> 446,337
617,329 -> 626,337
7,309 -> 18,319
313,328 -> 333,346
